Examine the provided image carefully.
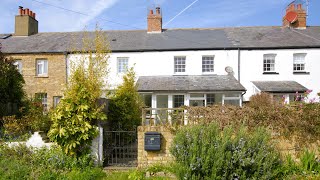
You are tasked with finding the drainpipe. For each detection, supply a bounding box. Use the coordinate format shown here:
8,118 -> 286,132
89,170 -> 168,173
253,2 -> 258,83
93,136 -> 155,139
64,51 -> 69,84
238,48 -> 241,82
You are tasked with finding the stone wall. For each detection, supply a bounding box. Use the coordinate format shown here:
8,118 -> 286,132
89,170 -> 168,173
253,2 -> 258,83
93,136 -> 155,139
137,126 -> 174,167
9,54 -> 66,108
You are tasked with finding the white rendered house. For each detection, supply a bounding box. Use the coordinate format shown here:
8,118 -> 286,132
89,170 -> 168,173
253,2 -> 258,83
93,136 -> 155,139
1,3 -> 320,109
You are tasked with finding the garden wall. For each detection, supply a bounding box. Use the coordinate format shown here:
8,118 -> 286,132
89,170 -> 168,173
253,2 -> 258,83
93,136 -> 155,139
137,126 -> 174,167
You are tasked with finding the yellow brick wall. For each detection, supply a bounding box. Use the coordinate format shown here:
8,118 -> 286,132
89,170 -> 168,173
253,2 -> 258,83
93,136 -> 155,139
137,126 -> 174,167
9,53 -> 66,109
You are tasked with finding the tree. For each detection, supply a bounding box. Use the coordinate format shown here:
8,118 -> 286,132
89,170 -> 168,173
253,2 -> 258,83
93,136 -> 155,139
0,43 -> 25,119
108,67 -> 142,131
48,28 -> 110,156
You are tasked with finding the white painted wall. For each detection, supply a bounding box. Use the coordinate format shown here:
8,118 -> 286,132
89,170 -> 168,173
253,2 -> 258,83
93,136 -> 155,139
239,49 -> 320,102
67,48 -> 320,102
68,50 -> 238,89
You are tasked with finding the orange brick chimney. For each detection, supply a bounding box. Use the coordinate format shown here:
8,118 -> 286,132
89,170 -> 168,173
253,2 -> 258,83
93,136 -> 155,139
15,6 -> 38,36
147,7 -> 162,33
283,3 -> 306,29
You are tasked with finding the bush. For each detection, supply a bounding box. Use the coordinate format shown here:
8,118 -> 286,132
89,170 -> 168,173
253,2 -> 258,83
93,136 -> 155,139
0,144 -> 106,179
108,67 -> 142,131
170,123 -> 282,179
1,98 -> 50,140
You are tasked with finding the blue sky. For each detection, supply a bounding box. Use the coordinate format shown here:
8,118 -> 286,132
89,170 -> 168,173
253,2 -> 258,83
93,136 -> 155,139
0,0 -> 319,33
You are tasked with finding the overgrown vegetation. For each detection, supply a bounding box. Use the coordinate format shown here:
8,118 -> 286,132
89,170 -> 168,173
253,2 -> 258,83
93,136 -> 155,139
170,123 -> 282,179
48,28 -> 110,156
108,67 -> 142,131
185,92 -> 320,146
0,144 -> 106,179
0,44 -> 25,119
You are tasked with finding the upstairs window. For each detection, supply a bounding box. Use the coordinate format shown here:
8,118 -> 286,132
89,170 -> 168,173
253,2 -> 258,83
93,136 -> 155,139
293,53 -> 306,72
202,56 -> 214,73
263,54 -> 276,72
13,60 -> 22,74
174,56 -> 186,73
117,57 -> 128,73
36,59 -> 48,76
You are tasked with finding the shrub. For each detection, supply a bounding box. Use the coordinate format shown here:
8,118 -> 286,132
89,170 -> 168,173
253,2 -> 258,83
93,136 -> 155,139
108,67 -> 142,131
48,28 -> 109,156
1,98 -> 50,140
0,144 -> 105,179
170,123 -> 282,179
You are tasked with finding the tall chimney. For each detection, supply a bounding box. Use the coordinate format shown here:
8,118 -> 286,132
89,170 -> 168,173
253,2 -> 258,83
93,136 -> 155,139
14,6 -> 38,36
283,3 -> 306,29
147,7 -> 162,33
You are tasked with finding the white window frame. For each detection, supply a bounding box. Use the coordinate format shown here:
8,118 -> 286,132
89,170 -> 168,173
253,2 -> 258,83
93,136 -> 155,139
174,56 -> 186,74
263,54 -> 276,72
36,59 -> 48,76
13,60 -> 22,74
202,55 -> 214,73
117,57 -> 129,74
293,53 -> 306,72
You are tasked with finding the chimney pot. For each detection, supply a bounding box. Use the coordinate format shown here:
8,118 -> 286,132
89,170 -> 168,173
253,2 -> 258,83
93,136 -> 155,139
29,10 -> 33,17
156,7 -> 161,15
25,8 -> 30,15
33,13 -> 36,19
150,9 -> 154,15
19,6 -> 23,15
297,4 -> 302,10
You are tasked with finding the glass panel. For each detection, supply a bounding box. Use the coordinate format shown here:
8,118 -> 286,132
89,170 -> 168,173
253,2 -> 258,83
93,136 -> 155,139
173,95 -> 184,108
141,94 -> 152,107
206,94 -> 215,105
224,99 -> 240,106
190,94 -> 204,98
53,96 -> 62,108
224,93 -> 240,98
190,100 -> 205,107
157,95 -> 168,108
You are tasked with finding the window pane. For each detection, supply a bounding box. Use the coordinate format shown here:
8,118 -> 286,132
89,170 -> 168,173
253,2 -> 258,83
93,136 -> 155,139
202,56 -> 214,72
263,54 -> 276,72
190,100 -> 205,107
293,53 -> 306,72
173,95 -> 184,108
224,99 -> 240,106
53,96 -> 62,108
174,56 -> 186,73
190,94 -> 204,98
36,60 -> 48,76
117,57 -> 129,73
206,94 -> 215,105
35,93 -> 48,111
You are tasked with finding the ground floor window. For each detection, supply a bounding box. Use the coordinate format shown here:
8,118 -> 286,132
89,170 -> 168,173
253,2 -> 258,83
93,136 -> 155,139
35,93 -> 48,111
53,96 -> 62,108
173,95 -> 184,108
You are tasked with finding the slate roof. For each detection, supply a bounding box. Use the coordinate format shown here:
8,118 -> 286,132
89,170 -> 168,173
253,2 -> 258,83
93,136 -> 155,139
137,75 -> 246,92
252,81 -> 308,93
1,26 -> 320,54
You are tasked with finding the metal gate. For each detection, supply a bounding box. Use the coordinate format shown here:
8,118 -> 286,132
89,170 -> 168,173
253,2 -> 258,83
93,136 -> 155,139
104,129 -> 138,167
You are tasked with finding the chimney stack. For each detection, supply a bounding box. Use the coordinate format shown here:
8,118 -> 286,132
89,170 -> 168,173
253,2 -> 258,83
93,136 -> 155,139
15,6 -> 38,36
147,7 -> 162,33
283,3 -> 306,29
